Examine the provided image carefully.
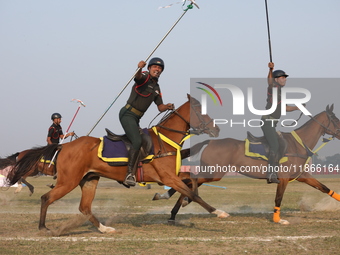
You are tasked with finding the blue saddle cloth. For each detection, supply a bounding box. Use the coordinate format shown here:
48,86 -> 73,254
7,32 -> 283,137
244,139 -> 288,163
98,128 -> 154,165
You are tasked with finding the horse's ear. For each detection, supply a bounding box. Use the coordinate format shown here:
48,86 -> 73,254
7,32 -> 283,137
187,94 -> 191,100
326,105 -> 329,112
330,104 -> 334,112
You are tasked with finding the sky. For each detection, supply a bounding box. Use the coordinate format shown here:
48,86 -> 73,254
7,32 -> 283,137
1,0 -> 340,157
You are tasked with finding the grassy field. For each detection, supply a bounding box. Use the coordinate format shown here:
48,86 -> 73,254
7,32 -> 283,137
1,175 -> 340,254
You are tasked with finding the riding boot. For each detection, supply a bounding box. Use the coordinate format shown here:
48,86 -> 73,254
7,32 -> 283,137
267,151 -> 280,184
123,148 -> 139,187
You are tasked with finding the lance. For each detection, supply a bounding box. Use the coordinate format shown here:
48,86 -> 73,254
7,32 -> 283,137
265,0 -> 273,62
86,0 -> 199,136
49,99 -> 86,167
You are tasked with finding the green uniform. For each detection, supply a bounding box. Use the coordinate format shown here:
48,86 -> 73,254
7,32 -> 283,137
119,71 -> 163,150
261,85 -> 282,159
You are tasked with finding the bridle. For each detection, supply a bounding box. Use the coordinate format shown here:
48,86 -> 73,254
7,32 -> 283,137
310,110 -> 340,139
189,100 -> 215,135
156,99 -> 214,136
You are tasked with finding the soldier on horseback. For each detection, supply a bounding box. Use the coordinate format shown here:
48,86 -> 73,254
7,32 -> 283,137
261,62 -> 301,184
120,58 -> 174,186
47,113 -> 74,145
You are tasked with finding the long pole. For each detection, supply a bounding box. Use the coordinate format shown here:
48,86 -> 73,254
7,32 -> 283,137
265,0 -> 273,62
86,2 -> 198,136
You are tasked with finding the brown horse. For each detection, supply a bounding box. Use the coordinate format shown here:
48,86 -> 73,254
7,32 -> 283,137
154,105 -> 340,224
0,150 -> 56,195
7,94 -> 228,233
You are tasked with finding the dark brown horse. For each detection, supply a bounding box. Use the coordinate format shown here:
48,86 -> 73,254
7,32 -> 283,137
0,150 -> 56,195
154,105 -> 340,224
7,94 -> 228,233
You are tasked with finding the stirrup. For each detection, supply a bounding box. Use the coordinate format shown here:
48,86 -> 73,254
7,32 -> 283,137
267,173 -> 280,184
123,174 -> 136,187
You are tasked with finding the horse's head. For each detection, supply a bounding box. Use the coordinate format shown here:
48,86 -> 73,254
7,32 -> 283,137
188,94 -> 220,137
324,104 -> 340,139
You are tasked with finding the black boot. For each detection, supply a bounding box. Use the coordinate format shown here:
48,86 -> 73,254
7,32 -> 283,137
267,151 -> 280,184
123,148 -> 139,187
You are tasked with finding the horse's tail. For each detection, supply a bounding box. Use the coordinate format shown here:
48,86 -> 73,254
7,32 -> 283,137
7,144 -> 59,186
0,152 -> 19,169
180,140 -> 210,160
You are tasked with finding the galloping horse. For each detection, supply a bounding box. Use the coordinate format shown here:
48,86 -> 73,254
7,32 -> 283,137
0,150 -> 55,195
7,94 -> 228,233
154,105 -> 340,224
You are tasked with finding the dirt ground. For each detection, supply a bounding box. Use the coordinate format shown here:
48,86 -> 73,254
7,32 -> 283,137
1,176 -> 340,254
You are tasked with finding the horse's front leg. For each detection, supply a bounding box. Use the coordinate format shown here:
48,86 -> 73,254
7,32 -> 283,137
21,178 -> 34,196
273,178 -> 290,224
152,187 -> 176,200
181,178 -> 199,207
168,194 -> 186,223
14,182 -> 22,193
152,179 -> 192,201
297,172 -> 340,201
161,174 -> 229,219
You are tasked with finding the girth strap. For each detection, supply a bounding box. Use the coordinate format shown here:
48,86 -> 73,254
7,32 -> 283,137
152,126 -> 194,174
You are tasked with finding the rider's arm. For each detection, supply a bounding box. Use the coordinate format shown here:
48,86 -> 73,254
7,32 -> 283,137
135,61 -> 146,80
158,103 -> 174,112
268,62 -> 274,88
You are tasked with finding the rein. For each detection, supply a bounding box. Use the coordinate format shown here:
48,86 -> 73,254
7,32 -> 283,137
285,112 -> 304,127
288,111 -> 339,182
156,102 -> 213,135
309,112 -> 340,138
150,99 -> 212,173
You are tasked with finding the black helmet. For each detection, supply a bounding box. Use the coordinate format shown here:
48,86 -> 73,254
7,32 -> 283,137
51,113 -> 62,120
148,57 -> 165,71
273,70 -> 289,78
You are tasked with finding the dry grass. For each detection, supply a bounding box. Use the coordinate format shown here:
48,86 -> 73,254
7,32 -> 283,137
1,175 -> 340,254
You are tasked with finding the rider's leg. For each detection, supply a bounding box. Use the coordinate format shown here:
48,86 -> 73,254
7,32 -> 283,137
119,108 -> 142,187
261,118 -> 280,184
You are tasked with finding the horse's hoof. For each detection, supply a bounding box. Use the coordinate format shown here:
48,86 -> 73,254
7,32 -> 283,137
212,209 -> 230,218
39,227 -> 52,236
98,223 -> 116,234
181,197 -> 189,207
152,193 -> 161,200
168,219 -> 176,225
278,219 -> 290,225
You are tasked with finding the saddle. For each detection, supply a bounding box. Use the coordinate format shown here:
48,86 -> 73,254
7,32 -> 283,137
245,131 -> 288,162
104,128 -> 153,166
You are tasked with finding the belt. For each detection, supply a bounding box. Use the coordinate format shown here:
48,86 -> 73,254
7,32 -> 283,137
261,115 -> 278,120
125,104 -> 144,117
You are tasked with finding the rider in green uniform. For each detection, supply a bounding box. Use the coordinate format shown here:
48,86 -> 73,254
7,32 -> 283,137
261,62 -> 300,184
120,58 -> 174,186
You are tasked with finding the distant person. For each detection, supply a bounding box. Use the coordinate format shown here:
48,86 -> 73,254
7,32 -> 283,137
261,62 -> 301,184
119,58 -> 174,186
46,112 -> 74,189
47,113 -> 74,144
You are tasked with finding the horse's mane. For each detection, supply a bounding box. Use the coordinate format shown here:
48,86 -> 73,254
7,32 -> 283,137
294,111 -> 325,132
